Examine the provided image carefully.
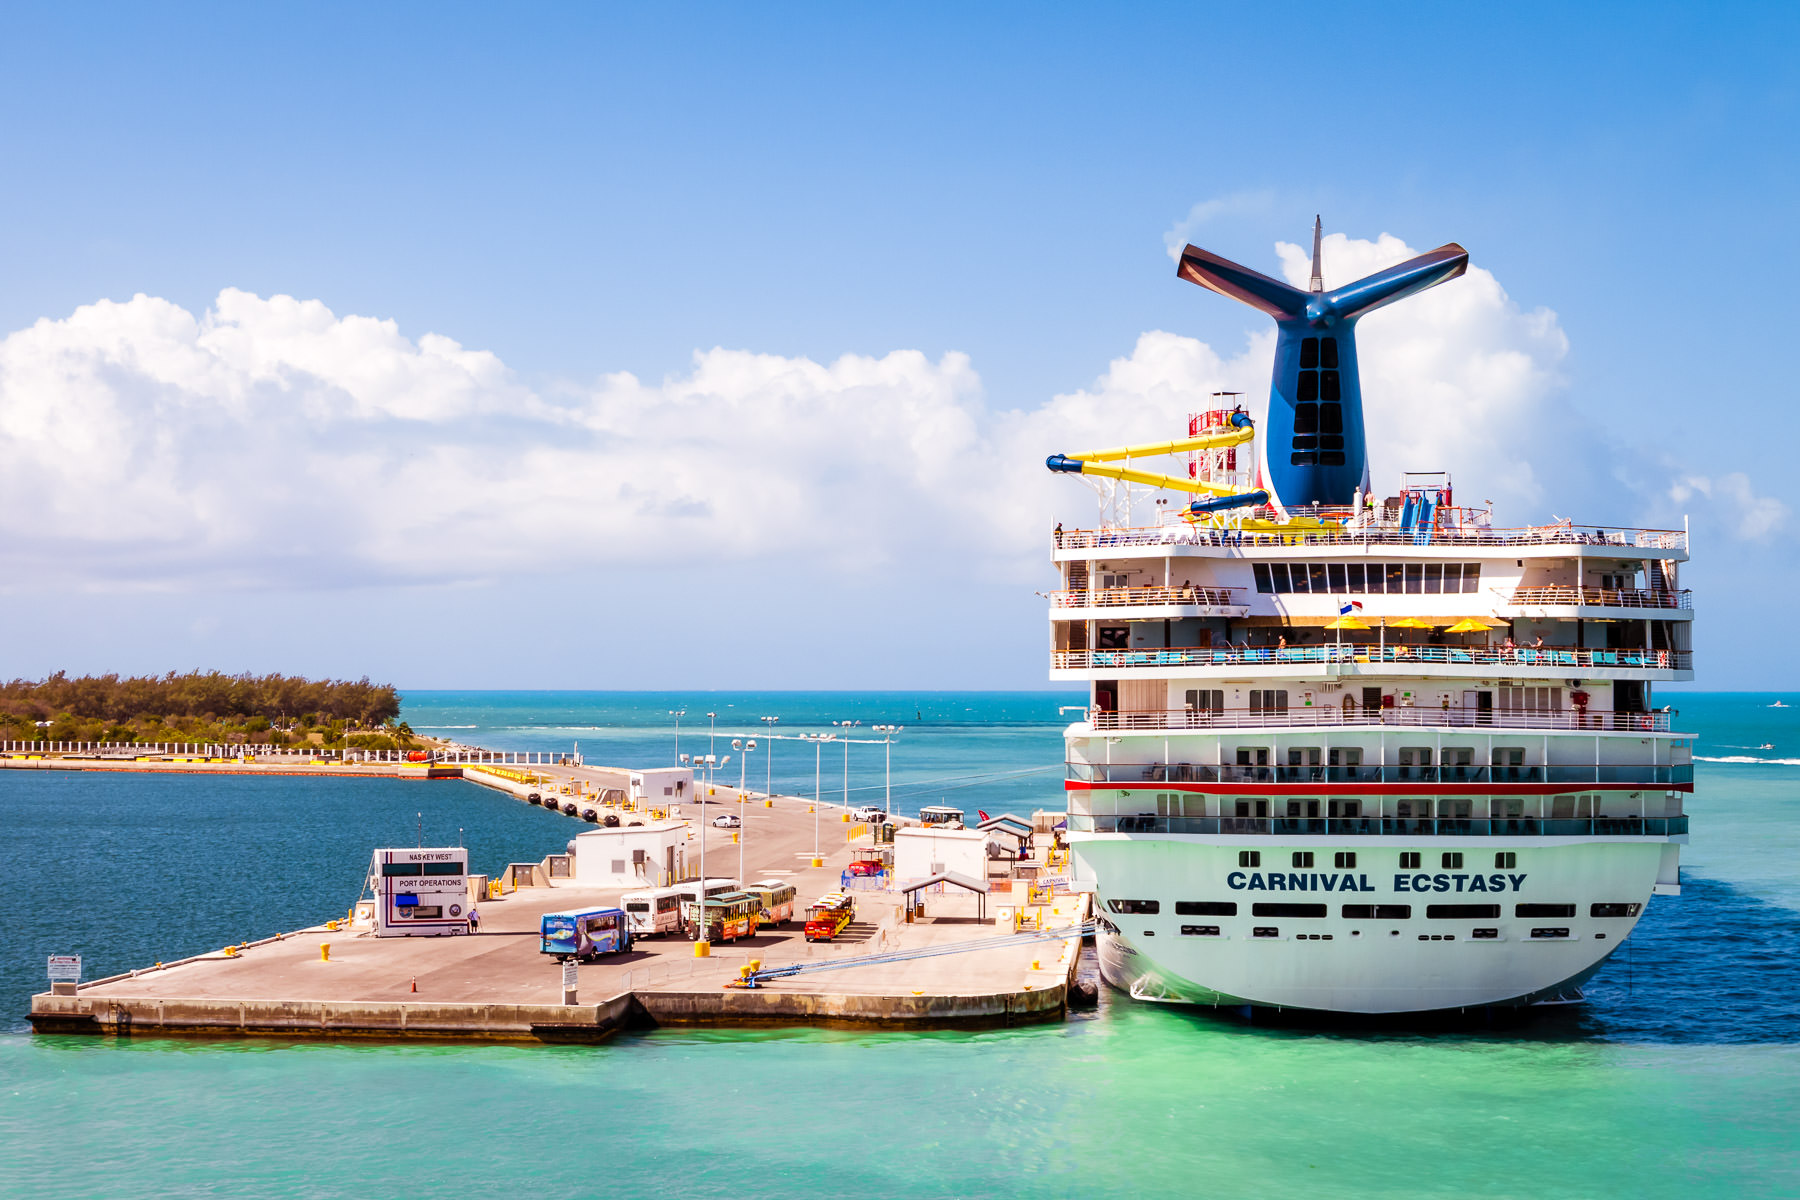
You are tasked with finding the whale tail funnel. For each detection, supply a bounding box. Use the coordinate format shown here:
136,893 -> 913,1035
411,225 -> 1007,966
1176,245 -> 1311,321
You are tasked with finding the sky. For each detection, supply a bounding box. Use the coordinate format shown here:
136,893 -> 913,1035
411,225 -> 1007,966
0,2 -> 1794,690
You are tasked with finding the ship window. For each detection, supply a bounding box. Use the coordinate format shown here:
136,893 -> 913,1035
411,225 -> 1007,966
1591,903 -> 1642,918
1253,562 -> 1273,593
1424,563 -> 1442,593
1516,903 -> 1576,918
1327,563 -> 1347,591
1295,405 -> 1318,434
1319,405 -> 1343,435
1297,372 -> 1318,403
1293,434 -> 1318,451
1291,452 -> 1317,466
1271,563 -> 1292,593
1186,689 -> 1225,713
1320,370 -> 1341,403
1345,563 -> 1365,592
1254,903 -> 1327,918
1442,563 -> 1461,591
1292,851 -> 1314,868
1300,338 -> 1319,369
1177,901 -> 1237,916
1494,852 -> 1517,869
1462,563 -> 1481,593
1529,927 -> 1572,939
1362,563 -> 1382,594
1107,899 -> 1159,914
1427,904 -> 1500,919
1233,798 -> 1270,818
1252,927 -> 1281,938
1471,928 -> 1499,939
1250,690 -> 1288,714
1386,563 -> 1406,592
1442,853 -> 1464,869
1287,563 -> 1309,592
1320,337 -> 1339,368
1343,904 -> 1411,919
1400,852 -> 1422,870
1239,850 -> 1261,868
1181,925 -> 1222,937
1320,451 -> 1345,465
1309,564 -> 1328,591
1334,852 -> 1357,869
1405,564 -> 1424,594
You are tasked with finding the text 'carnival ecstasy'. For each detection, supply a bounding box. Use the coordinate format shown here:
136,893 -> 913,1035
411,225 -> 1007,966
1045,221 -> 1693,1015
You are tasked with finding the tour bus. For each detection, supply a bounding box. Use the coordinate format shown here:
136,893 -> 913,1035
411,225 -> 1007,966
621,886 -> 683,937
367,847 -> 472,938
804,893 -> 856,942
674,878 -> 739,907
681,893 -> 760,943
918,806 -> 965,829
540,906 -> 632,961
743,881 -> 798,928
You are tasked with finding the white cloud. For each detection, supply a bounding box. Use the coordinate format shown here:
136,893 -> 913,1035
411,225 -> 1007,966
1161,191 -> 1277,263
1669,473 -> 1790,540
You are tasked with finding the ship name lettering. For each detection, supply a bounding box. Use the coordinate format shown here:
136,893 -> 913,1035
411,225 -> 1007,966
1393,873 -> 1529,893
1225,872 -> 1374,892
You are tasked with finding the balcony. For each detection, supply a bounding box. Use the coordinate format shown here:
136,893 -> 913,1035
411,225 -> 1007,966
1050,585 -> 1245,613
1055,521 -> 1688,554
1086,707 -> 1677,733
1067,761 -> 1694,787
1504,586 -> 1693,611
1068,814 -> 1690,838
1053,643 -> 1690,674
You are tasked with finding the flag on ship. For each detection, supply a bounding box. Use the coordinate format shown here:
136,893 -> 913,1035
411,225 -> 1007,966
1339,600 -> 1363,615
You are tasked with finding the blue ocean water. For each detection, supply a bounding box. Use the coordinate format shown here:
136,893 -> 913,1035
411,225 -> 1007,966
1,691 -> 1796,1198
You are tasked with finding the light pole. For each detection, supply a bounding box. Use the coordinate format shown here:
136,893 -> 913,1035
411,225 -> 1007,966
681,751 -> 726,956
669,709 -> 686,764
872,724 -> 903,818
707,712 -> 717,762
833,720 -> 860,812
806,734 -> 830,868
760,716 -> 779,803
732,738 -> 757,883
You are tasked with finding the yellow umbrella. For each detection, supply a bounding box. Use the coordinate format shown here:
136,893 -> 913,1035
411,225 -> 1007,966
1324,615 -> 1370,630
1387,617 -> 1434,629
1443,617 -> 1500,634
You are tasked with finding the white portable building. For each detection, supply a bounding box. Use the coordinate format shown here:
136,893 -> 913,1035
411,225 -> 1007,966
893,826 -> 987,886
571,820 -> 687,888
629,768 -> 692,806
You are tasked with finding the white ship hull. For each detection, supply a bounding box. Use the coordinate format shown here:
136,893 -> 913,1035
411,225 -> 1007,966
1076,835 -> 1659,1013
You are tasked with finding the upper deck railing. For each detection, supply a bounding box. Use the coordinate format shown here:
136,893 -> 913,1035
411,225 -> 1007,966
1049,585 -> 1243,609
1504,586 -> 1693,610
1085,707 -> 1676,733
1054,644 -> 1691,672
1054,520 -> 1688,554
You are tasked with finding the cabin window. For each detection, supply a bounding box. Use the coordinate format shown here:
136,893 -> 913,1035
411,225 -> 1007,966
1254,903 -> 1326,918
1398,747 -> 1432,780
1442,853 -> 1464,869
1305,564 -> 1325,591
1239,850 -> 1261,868
1288,563 -> 1310,593
1405,564 -> 1424,594
1334,852 -> 1357,869
1287,747 -> 1321,767
1343,904 -> 1411,919
1346,563 -> 1365,592
1591,903 -> 1642,918
1427,904 -> 1500,919
1250,690 -> 1288,714
1327,563 -> 1347,591
1252,927 -> 1281,938
1233,798 -> 1270,818
1186,689 -> 1225,713
1441,563 -> 1461,591
1424,563 -> 1442,593
1471,928 -> 1499,939
1517,904 -> 1575,918
1530,928 -> 1572,939
1107,899 -> 1159,914
1181,925 -> 1222,937
1292,851 -> 1315,868
1399,852 -> 1422,870
1495,852 -> 1517,869
1364,564 -> 1384,594
1462,563 -> 1481,593
1253,563 -> 1273,593
1177,901 -> 1237,916
1271,563 -> 1292,593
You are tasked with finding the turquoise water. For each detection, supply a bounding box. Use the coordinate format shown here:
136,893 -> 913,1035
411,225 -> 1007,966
2,691 -> 1797,1198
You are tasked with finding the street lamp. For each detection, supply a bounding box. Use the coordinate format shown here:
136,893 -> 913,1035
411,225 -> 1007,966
707,712 -> 718,761
804,733 -> 831,869
682,751 -> 727,956
872,724 -> 903,818
669,709 -> 686,764
732,738 -> 757,883
833,720 -> 860,812
760,716 -> 779,804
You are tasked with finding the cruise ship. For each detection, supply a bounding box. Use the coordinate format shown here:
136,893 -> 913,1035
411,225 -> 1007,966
1046,222 -> 1692,1014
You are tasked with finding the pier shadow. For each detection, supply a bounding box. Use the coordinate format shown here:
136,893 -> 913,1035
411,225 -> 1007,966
1143,875 -> 1800,1044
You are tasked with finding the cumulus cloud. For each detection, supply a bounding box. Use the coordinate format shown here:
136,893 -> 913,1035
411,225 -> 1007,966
1669,473 -> 1790,540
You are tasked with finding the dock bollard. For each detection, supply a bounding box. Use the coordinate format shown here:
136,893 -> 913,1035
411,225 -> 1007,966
811,856 -> 823,868
320,944 -> 330,962
693,940 -> 711,958
327,920 -> 339,932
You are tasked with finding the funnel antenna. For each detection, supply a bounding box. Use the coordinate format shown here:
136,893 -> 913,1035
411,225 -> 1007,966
1308,215 -> 1324,293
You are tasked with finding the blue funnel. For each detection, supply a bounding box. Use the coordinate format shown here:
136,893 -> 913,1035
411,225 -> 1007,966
1176,219 -> 1467,507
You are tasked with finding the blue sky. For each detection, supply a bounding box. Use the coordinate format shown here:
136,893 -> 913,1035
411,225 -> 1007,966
0,3 -> 1794,690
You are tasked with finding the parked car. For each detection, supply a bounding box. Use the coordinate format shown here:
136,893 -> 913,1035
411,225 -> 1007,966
713,814 -> 742,828
849,805 -> 887,823
846,859 -> 885,877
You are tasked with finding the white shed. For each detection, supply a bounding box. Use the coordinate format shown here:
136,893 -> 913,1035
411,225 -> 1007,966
571,821 -> 687,888
893,826 -> 987,885
629,768 -> 692,806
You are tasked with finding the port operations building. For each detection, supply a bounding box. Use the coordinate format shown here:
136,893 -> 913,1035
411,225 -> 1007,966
572,821 -> 686,888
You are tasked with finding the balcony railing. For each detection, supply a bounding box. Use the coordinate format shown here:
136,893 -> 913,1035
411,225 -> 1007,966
1067,814 -> 1690,838
1049,585 -> 1243,609
1086,707 -> 1676,733
1055,522 -> 1687,553
1053,644 -> 1690,672
1067,761 -> 1694,787
1505,586 -> 1693,610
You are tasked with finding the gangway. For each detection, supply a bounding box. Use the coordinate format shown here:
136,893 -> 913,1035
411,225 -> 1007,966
727,922 -> 1095,989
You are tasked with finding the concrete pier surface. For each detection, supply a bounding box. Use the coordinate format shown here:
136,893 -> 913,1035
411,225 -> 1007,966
28,763 -> 1087,1040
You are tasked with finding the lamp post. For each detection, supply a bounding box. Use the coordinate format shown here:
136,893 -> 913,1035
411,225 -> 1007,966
707,712 -> 717,762
681,751 -> 726,956
732,738 -> 756,883
669,709 -> 686,764
807,734 -> 829,868
760,716 -> 779,803
872,724 -> 903,819
833,720 -> 860,812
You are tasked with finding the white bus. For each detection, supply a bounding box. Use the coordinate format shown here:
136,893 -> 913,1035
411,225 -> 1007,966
368,847 -> 471,937
621,886 -> 683,937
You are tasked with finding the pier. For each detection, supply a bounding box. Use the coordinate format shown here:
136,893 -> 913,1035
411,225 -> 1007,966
26,755 -> 1087,1040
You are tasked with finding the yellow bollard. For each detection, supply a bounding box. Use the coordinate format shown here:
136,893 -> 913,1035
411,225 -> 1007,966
764,798 -> 773,807
731,832 -> 739,844
693,940 -> 711,958
223,945 -> 238,957
841,812 -> 850,823
1032,959 -> 1041,970
326,919 -> 339,932
810,856 -> 823,868
320,943 -> 330,962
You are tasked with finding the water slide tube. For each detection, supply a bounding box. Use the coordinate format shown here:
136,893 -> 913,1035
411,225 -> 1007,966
1044,413 -> 1255,497
1188,490 -> 1270,515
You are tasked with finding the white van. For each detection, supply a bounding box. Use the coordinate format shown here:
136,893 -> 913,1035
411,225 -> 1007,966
621,886 -> 683,937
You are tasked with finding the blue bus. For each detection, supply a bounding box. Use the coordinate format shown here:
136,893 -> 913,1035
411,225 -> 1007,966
540,906 -> 632,961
